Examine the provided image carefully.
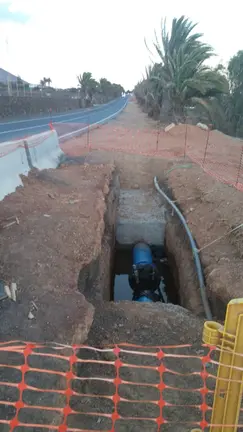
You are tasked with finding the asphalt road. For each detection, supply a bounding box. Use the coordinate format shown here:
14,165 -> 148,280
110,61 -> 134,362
0,96 -> 128,143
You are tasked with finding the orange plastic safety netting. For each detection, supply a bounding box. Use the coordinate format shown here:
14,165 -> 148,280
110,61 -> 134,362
0,131 -> 55,159
0,340 -> 230,432
59,122 -> 243,192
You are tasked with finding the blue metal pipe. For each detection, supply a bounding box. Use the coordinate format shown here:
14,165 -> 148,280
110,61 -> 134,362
137,296 -> 153,303
131,242 -> 159,303
154,177 -> 212,320
133,242 -> 153,266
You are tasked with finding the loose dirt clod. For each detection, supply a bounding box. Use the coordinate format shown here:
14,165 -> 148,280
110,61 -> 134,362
4,285 -> 11,299
31,300 -> 38,311
164,122 -> 176,132
10,282 -> 17,302
48,193 -> 55,199
28,311 -> 35,320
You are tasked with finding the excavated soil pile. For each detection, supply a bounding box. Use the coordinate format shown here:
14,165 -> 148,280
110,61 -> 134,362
167,165 -> 243,319
0,163 -> 116,343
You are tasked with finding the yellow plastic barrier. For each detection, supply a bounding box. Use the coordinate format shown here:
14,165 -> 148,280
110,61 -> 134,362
202,298 -> 243,431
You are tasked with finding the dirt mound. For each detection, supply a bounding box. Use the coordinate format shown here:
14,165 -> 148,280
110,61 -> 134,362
88,301 -> 203,346
167,164 -> 243,318
0,163 -> 114,343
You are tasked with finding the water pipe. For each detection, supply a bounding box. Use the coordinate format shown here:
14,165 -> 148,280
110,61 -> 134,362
154,177 -> 212,320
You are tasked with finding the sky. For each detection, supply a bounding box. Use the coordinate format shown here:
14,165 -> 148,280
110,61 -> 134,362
0,0 -> 242,90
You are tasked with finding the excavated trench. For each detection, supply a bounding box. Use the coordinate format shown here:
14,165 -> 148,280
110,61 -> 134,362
83,178 -> 204,316
109,184 -> 207,316
70,169 -> 210,432
77,169 -> 207,317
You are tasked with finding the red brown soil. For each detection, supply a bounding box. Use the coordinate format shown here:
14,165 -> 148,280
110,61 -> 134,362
0,164 -> 114,343
61,101 -> 243,317
61,104 -> 243,189
168,166 -> 243,317
2,102 -> 237,431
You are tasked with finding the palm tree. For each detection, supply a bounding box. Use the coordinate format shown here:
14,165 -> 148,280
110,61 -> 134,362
46,78 -> 52,87
135,64 -> 164,118
99,79 -> 124,102
140,16 -> 228,122
111,83 -> 124,98
99,78 -> 112,102
77,72 -> 98,106
219,51 -> 243,136
40,77 -> 49,88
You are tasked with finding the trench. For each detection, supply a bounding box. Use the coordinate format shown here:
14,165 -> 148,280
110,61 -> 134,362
107,187 -> 185,308
107,183 -> 208,316
78,177 -> 206,317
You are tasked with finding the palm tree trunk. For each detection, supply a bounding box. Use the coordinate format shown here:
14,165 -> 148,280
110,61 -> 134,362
160,90 -> 173,121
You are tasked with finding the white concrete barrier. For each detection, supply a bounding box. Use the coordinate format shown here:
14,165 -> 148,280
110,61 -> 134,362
0,130 -> 63,201
27,130 -> 63,170
0,141 -> 29,200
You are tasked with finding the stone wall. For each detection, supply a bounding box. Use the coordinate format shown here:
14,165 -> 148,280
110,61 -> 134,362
0,95 -> 80,118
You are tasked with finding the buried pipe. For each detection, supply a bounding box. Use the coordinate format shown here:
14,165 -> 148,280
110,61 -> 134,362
154,177 -> 212,320
129,242 -> 166,303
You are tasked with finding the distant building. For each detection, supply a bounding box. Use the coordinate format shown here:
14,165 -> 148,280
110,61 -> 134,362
0,68 -> 28,85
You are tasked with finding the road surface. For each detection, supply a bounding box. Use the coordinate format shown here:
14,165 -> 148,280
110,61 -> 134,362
0,96 -> 128,143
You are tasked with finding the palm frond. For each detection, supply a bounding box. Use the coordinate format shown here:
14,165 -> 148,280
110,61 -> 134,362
137,15 -> 228,123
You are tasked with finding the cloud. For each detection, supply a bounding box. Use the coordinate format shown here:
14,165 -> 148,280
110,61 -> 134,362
0,1 -> 29,23
0,0 -> 242,90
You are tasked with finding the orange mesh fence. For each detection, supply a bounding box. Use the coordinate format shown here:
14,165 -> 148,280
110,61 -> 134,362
59,121 -> 243,192
54,122 -> 89,140
186,125 -> 243,190
22,131 -> 55,149
0,340 -> 240,431
3,116 -> 242,192
0,140 -> 24,158
0,131 -> 55,158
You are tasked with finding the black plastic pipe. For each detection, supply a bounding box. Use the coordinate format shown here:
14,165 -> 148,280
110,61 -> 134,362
154,177 -> 212,320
